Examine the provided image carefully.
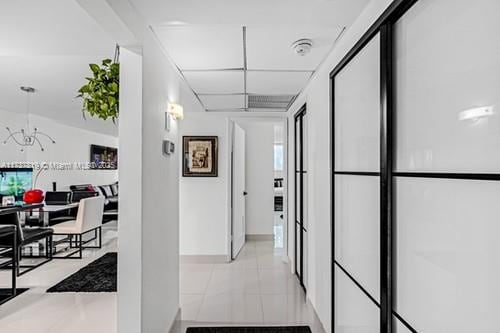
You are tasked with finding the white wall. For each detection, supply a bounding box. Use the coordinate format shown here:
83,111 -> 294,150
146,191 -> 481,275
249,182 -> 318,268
286,0 -> 399,331
238,121 -> 274,236
118,28 -> 206,333
179,114 -> 286,257
0,109 -> 28,163
179,112 -> 230,257
117,47 -> 142,333
29,114 -> 118,190
0,109 -> 118,190
140,28 -> 207,332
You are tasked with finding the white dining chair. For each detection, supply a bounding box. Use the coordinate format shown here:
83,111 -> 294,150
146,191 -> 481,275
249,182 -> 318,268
51,196 -> 105,258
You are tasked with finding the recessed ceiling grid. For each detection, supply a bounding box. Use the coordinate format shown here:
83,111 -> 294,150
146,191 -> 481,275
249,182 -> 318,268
174,26 -> 315,112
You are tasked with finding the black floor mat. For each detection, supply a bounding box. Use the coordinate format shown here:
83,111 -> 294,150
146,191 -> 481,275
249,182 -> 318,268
47,252 -> 116,293
186,327 -> 312,333
0,288 -> 28,305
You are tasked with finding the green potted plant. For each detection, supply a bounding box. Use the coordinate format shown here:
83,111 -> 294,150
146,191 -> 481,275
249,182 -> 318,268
77,58 -> 119,122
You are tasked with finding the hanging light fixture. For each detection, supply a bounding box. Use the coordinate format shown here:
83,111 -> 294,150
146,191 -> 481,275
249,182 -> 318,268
2,86 -> 56,152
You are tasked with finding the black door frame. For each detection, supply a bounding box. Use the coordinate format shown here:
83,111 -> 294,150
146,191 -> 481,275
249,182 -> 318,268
294,104 -> 307,291
330,1 -> 418,332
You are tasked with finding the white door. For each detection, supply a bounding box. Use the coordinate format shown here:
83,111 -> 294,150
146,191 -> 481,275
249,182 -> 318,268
232,123 -> 246,258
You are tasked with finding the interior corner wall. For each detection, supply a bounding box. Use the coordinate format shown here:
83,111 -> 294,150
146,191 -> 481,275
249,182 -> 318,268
118,47 -> 143,333
286,0 -> 398,332
0,109 -> 118,190
179,112 -> 230,257
237,121 -> 274,236
140,29 -> 206,332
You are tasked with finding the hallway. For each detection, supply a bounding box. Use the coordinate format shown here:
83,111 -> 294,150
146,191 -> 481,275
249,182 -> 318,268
178,241 -> 324,332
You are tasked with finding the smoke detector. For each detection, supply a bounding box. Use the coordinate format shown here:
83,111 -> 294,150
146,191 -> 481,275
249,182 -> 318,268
291,39 -> 313,56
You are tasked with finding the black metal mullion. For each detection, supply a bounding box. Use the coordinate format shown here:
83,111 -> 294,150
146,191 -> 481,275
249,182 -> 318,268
294,116 -> 298,277
294,105 -> 306,289
380,23 -> 394,333
395,172 -> 500,181
299,111 -> 305,289
334,171 -> 380,177
330,75 -> 336,333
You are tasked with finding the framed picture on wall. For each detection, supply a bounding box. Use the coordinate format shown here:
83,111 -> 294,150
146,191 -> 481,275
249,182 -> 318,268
90,144 -> 118,170
182,136 -> 218,177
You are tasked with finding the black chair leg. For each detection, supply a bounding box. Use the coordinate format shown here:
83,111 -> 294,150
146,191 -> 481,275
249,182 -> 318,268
98,227 -> 102,248
79,234 -> 83,259
12,230 -> 17,297
16,246 -> 21,277
49,236 -> 53,259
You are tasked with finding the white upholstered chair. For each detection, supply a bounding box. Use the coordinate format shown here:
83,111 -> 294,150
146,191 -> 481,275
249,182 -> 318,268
51,196 -> 105,258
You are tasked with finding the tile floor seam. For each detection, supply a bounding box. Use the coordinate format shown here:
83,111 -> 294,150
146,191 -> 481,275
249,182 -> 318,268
196,264 -> 216,322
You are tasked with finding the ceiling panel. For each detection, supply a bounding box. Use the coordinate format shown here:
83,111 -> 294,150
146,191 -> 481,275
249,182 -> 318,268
199,94 -> 245,110
155,25 -> 244,70
184,71 -> 244,94
246,25 -> 343,70
0,0 -> 114,56
247,71 -> 312,95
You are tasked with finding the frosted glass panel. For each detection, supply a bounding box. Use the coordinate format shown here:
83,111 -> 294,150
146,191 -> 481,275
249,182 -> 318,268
334,34 -> 380,172
295,223 -> 302,273
302,113 -> 308,171
335,175 -> 380,300
302,173 -> 308,229
335,266 -> 379,332
396,178 -> 500,332
295,173 -> 301,220
395,0 -> 500,172
395,317 -> 413,333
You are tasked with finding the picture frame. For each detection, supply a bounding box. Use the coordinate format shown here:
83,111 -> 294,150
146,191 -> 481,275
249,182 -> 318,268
182,136 -> 218,177
90,144 -> 118,170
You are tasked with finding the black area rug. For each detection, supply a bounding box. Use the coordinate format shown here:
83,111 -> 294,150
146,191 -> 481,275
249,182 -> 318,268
0,288 -> 28,305
47,252 -> 117,293
186,327 -> 312,333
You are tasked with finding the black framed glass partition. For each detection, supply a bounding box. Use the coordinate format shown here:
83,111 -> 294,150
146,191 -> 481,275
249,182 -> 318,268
331,0 -> 500,332
295,105 -> 307,290
333,32 -> 381,331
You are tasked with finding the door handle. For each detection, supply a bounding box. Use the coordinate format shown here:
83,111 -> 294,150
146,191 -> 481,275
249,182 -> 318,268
243,191 -> 248,196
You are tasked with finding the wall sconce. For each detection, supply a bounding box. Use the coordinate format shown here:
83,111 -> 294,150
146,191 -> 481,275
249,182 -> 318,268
168,102 -> 184,120
458,105 -> 494,122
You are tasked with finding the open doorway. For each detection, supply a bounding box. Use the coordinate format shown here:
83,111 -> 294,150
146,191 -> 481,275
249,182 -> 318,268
230,118 -> 287,260
273,124 -> 285,249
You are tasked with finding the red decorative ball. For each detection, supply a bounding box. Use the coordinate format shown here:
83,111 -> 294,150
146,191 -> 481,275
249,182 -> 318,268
23,189 -> 45,204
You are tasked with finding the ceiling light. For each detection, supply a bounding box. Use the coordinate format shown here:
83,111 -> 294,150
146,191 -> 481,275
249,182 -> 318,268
291,39 -> 313,56
2,86 -> 56,152
168,102 -> 184,120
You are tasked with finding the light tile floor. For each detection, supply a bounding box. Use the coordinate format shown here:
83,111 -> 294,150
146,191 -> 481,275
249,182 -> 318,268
177,240 -> 326,333
0,221 -> 118,333
0,218 -> 326,333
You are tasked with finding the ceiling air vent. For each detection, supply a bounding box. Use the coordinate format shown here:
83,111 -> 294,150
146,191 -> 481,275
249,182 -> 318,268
248,94 -> 295,111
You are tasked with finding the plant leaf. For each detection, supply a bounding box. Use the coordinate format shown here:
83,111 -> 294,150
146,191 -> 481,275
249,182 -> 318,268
89,63 -> 100,74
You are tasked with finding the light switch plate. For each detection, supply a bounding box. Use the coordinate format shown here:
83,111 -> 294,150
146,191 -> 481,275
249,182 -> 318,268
163,140 -> 175,155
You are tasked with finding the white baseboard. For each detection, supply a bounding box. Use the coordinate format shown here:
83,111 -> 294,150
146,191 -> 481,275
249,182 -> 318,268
246,234 -> 274,241
180,255 -> 231,264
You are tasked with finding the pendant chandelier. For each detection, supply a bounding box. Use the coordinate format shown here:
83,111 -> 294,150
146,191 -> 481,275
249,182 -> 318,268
2,86 -> 56,152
